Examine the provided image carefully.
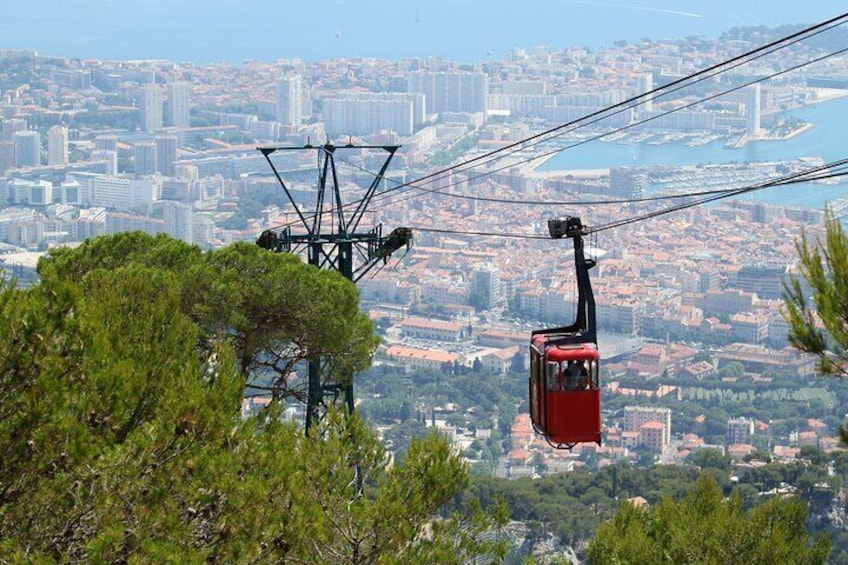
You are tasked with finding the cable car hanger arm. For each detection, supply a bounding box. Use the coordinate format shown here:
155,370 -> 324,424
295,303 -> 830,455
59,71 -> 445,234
531,217 -> 597,346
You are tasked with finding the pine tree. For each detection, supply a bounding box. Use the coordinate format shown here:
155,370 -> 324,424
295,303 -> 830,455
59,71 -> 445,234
587,475 -> 830,564
0,233 -> 505,562
783,212 -> 848,442
784,212 -> 848,376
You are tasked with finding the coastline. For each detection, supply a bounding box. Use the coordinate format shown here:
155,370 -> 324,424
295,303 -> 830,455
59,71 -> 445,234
735,122 -> 816,148
530,87 -> 848,174
806,87 -> 848,106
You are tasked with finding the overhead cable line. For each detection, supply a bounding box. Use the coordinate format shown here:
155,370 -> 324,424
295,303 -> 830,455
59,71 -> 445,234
588,157 -> 848,233
364,13 -> 848,205
403,158 -> 848,240
362,43 -> 848,210
342,155 -> 738,207
327,23 -> 848,212
260,12 -> 848,231
400,226 -> 553,240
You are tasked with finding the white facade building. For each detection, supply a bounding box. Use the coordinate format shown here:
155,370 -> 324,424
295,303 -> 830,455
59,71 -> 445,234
155,135 -> 178,177
134,141 -> 158,177
67,172 -> 159,211
13,130 -> 40,168
47,125 -> 68,166
8,179 -> 53,206
407,71 -> 488,114
275,75 -> 303,130
167,82 -> 191,127
155,200 -> 193,243
141,83 -> 163,132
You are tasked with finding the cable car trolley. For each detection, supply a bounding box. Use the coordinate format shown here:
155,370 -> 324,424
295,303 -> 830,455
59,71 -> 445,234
530,217 -> 601,449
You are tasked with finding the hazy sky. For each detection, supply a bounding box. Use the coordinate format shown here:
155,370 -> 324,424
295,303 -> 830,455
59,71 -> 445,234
3,1 -> 847,63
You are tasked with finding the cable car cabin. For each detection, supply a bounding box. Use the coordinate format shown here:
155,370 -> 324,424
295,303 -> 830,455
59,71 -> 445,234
530,338 -> 601,447
529,216 -> 601,448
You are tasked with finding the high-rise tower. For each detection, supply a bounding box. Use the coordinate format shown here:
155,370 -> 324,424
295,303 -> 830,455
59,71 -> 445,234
638,72 -> 653,113
167,82 -> 191,127
141,84 -> 163,132
0,141 -> 14,175
134,141 -> 158,177
275,75 -> 303,131
155,135 -> 178,176
2,118 -> 27,141
746,83 -> 761,137
13,130 -> 40,168
47,125 -> 69,166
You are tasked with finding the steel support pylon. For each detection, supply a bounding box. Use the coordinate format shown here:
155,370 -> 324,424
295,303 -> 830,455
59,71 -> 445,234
256,142 -> 412,433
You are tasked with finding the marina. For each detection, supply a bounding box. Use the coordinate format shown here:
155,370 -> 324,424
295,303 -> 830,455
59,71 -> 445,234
536,95 -> 848,209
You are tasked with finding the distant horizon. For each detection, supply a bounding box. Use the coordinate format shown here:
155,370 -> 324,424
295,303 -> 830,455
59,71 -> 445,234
2,1 -> 847,65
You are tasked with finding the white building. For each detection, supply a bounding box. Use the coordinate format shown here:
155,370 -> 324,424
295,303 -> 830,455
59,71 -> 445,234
155,200 -> 193,243
47,125 -> 68,166
155,135 -> 178,176
407,71 -> 488,114
105,212 -> 166,237
134,141 -> 158,177
141,83 -> 163,132
747,83 -> 761,137
0,141 -> 14,176
8,179 -> 53,206
13,130 -> 40,168
58,181 -> 83,205
322,92 -> 425,137
167,81 -> 191,127
638,72 -> 653,113
275,75 -> 303,130
473,264 -> 501,308
67,172 -> 159,211
2,118 -> 27,141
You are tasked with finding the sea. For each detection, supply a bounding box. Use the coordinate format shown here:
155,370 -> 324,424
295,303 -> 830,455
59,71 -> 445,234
538,96 -> 848,210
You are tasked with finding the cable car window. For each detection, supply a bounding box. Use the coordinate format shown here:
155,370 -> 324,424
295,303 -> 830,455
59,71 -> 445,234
546,361 -> 560,391
564,360 -> 589,390
590,359 -> 599,389
530,349 -> 538,380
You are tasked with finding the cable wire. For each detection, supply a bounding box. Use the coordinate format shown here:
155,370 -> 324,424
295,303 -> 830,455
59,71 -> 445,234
589,158 -> 848,233
403,158 -> 848,240
259,13 -> 848,232
363,43 -> 848,210
341,155 -> 739,206
364,14 -> 848,205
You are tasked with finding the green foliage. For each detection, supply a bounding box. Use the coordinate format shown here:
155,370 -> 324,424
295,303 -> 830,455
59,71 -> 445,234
587,475 -> 831,564
219,185 -> 281,230
784,212 -> 848,442
689,447 -> 732,472
460,463 -> 704,551
0,236 -> 504,562
784,212 -> 848,378
38,232 -> 380,401
720,360 -> 745,379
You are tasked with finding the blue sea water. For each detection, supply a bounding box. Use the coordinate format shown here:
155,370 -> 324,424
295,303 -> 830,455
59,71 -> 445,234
539,96 -> 848,209
1,1 -> 846,64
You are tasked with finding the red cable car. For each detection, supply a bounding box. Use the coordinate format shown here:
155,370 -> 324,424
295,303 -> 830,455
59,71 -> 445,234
529,217 -> 602,448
